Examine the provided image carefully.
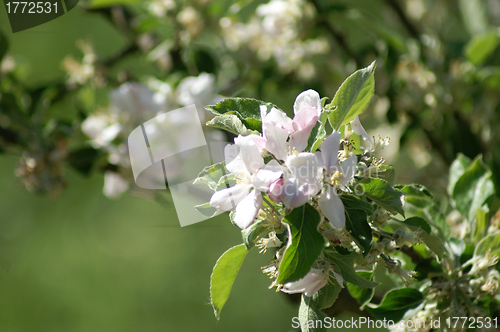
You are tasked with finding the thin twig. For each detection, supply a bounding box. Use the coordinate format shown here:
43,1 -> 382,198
309,0 -> 363,68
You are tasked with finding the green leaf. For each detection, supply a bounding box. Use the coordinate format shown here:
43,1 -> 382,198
328,61 -> 376,131
396,183 -> 433,199
474,233 -> 500,259
448,154 -> 472,196
210,244 -> 248,319
193,162 -> 229,191
356,177 -> 405,216
345,208 -> 372,256
324,251 -> 379,288
452,155 -> 495,221
465,30 -> 500,65
277,204 -> 325,283
474,205 -> 489,243
206,114 -> 255,136
214,173 -> 236,191
206,98 -> 280,133
368,288 -> 424,322
298,295 -> 328,332
307,111 -> 329,152
396,184 -> 449,239
195,202 -> 218,218
422,233 -> 445,258
311,279 -> 342,310
241,219 -> 269,250
378,165 -> 395,185
397,216 -> 431,234
0,30 -> 8,63
340,195 -> 374,215
347,270 -> 375,310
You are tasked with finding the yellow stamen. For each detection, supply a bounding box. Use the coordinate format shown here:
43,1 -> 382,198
330,170 -> 343,188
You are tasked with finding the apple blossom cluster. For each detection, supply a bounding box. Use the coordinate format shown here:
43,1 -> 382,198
201,63 -> 500,329
205,89 -> 418,296
210,90 -> 372,230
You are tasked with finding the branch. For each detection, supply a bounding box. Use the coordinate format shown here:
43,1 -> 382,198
384,0 -> 420,40
400,244 -> 424,264
309,0 -> 363,68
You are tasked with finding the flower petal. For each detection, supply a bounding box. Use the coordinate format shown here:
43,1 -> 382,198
252,163 -> 283,192
281,268 -> 327,297
210,184 -> 251,211
285,153 -> 321,186
263,122 -> 289,161
293,89 -> 321,117
289,107 -> 318,152
225,144 -> 249,176
262,106 -> 294,132
234,135 -> 265,174
318,186 -> 346,229
340,154 -> 357,187
350,116 -> 372,148
320,131 -> 341,172
233,189 -> 263,229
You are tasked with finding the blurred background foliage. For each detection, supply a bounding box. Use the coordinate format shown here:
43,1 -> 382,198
1,0 -> 500,330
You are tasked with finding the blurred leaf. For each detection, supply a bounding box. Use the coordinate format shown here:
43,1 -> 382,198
206,98 -> 280,133
414,259 -> 442,281
465,30 -> 500,65
398,216 -> 431,234
448,154 -> 472,196
474,233 -> 500,259
459,0 -> 488,36
324,251 -> 379,288
421,233 -> 445,258
311,279 -> 342,310
193,162 -> 228,191
460,243 -> 475,266
277,204 -> 324,283
210,244 -> 248,320
0,30 -> 8,62
345,208 -> 372,256
447,237 -> 466,257
347,270 -> 375,310
396,184 -> 449,239
452,155 -> 495,221
68,147 -> 100,176
479,67 -> 500,88
474,205 -> 489,243
88,0 -> 138,8
194,202 -> 218,218
206,114 -> 255,136
328,61 -> 376,131
299,295 -> 328,332
368,288 -> 424,322
356,177 -> 404,217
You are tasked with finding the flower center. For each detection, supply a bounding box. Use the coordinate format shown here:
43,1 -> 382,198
286,146 -> 299,156
330,170 -> 343,188
235,172 -> 251,185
